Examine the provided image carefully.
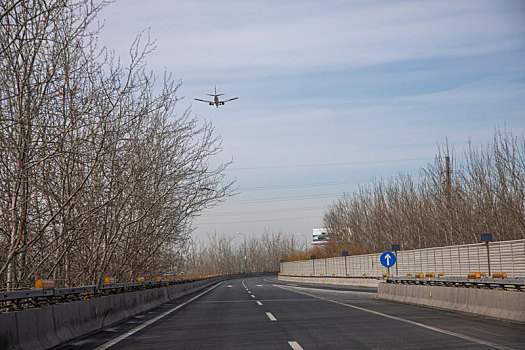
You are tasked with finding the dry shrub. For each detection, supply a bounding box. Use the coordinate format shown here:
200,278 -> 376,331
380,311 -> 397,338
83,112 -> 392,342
324,130 -> 525,253
282,241 -> 365,262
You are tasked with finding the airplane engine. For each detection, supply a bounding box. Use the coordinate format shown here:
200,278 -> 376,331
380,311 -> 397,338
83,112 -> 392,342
209,102 -> 213,106
220,102 -> 225,105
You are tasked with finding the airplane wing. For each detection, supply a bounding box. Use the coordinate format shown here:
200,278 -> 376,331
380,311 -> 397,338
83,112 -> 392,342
195,98 -> 214,103
221,97 -> 238,103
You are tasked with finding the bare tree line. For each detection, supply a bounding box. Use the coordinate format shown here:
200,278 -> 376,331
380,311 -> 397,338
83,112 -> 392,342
188,231 -> 303,275
324,130 -> 525,254
0,0 -> 232,290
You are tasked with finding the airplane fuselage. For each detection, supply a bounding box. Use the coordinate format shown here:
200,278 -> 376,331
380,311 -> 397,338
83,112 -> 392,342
212,95 -> 224,108
195,86 -> 237,108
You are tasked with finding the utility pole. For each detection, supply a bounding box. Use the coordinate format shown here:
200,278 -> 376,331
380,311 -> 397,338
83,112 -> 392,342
444,155 -> 454,246
445,156 -> 452,193
236,232 -> 247,273
298,233 -> 307,254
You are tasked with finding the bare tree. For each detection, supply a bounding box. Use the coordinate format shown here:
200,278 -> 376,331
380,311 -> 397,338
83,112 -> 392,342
0,0 -> 233,289
189,231 -> 303,275
324,130 -> 525,254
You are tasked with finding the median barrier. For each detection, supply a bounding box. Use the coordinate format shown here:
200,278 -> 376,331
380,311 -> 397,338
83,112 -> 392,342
278,275 -> 380,288
16,308 -> 42,350
376,282 -> 525,324
0,312 -> 17,350
53,301 -> 78,343
36,306 -> 59,349
1,277 -> 222,350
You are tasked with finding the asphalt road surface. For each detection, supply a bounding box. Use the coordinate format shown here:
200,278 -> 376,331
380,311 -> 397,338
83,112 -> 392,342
62,276 -> 525,350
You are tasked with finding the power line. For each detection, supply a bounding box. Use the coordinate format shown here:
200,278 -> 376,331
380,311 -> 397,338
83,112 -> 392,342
224,172 -> 421,205
202,205 -> 326,217
226,193 -> 342,204
198,215 -> 323,226
237,171 -> 420,192
229,157 -> 431,171
239,179 -> 368,191
196,166 -> 427,227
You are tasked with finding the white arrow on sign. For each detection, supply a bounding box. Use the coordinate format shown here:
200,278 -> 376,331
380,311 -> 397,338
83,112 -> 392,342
385,254 -> 391,265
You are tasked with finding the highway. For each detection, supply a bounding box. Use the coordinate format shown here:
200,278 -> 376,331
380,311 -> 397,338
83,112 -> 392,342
63,276 -> 525,350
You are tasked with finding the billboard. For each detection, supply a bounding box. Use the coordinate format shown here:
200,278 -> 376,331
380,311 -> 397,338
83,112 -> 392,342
312,228 -> 328,242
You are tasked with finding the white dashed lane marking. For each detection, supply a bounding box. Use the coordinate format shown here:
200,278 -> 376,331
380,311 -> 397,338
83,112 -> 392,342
95,282 -> 222,350
266,312 -> 277,321
288,341 -> 303,350
275,284 -> 513,350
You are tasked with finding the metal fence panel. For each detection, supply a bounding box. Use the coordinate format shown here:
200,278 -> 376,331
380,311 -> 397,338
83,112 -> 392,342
281,239 -> 525,279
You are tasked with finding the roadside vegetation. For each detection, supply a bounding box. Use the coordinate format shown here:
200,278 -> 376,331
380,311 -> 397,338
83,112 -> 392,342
323,130 -> 525,253
0,0 -> 232,290
281,242 -> 365,262
196,131 -> 525,267
2,2 -> 523,289
187,231 -> 302,275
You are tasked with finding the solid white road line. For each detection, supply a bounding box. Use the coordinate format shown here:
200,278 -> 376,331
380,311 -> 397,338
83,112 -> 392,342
256,301 -> 263,306
288,341 -> 304,350
275,285 -> 512,350
95,282 -> 223,350
266,312 -> 277,321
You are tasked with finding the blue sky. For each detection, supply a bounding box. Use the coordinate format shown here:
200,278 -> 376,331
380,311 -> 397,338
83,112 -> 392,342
98,0 -> 525,243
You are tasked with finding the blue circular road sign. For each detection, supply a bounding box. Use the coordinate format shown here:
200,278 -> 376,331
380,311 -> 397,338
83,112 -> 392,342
380,251 -> 396,268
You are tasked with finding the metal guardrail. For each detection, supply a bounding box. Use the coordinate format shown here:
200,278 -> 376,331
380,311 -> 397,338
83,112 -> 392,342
279,273 -> 381,280
0,272 -> 274,313
386,276 -> 525,291
279,273 -> 525,291
0,277 -> 209,312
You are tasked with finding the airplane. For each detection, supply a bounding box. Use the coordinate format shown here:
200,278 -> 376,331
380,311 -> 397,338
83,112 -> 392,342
195,86 -> 238,108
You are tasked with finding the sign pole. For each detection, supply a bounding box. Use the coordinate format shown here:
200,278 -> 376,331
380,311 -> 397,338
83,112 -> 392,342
380,251 -> 396,275
391,244 -> 400,277
480,233 -> 493,277
486,241 -> 491,276
342,251 -> 349,277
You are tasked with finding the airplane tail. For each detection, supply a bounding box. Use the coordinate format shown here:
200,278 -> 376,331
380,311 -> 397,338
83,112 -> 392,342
207,85 -> 224,97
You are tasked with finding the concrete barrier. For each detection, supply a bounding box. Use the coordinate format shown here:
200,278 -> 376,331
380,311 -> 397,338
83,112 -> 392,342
15,308 -> 41,350
0,278 -> 221,350
0,312 -> 18,350
377,282 -> 525,324
278,275 -> 381,288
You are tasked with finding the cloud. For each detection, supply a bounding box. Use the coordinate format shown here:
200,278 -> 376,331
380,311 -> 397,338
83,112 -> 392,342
97,0 -> 525,239
99,1 -> 525,81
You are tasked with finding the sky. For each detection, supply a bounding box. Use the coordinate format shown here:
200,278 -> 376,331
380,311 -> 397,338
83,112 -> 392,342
98,0 -> 525,245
